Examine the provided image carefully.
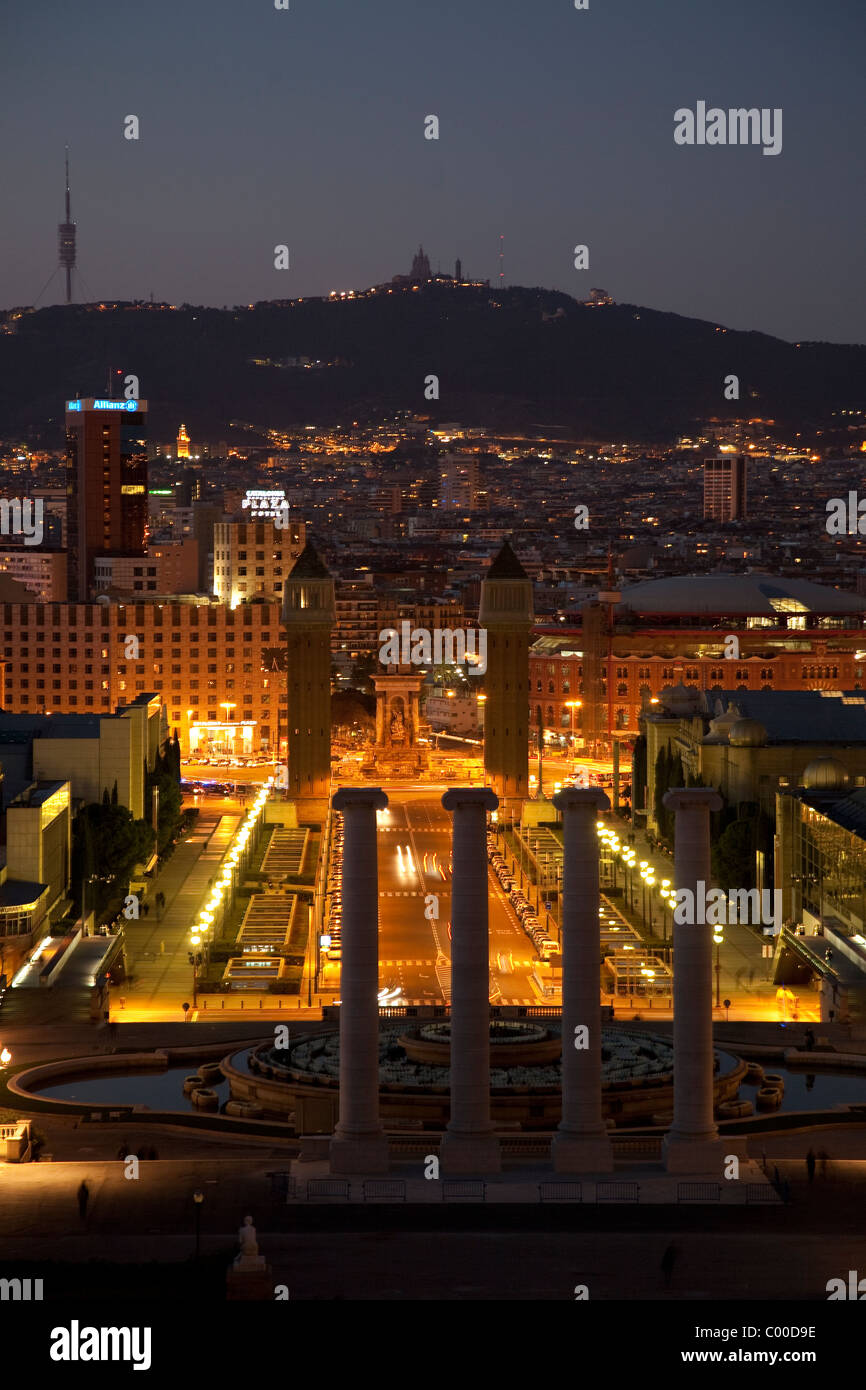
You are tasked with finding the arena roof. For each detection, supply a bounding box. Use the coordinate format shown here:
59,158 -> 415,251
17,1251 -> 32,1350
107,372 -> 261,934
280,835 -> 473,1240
617,573 -> 865,617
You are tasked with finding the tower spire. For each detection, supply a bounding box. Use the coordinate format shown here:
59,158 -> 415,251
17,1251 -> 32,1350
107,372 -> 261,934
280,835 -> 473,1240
58,145 -> 77,304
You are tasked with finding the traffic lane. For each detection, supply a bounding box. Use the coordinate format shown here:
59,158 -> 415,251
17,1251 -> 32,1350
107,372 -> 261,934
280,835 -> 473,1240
376,806 -> 442,967
488,869 -> 540,1001
376,791 -> 538,1002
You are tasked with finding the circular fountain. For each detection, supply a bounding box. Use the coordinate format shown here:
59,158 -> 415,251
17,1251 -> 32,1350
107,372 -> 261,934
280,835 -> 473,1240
220,1024 -> 746,1130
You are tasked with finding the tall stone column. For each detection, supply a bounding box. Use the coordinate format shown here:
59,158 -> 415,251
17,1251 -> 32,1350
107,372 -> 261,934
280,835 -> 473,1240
551,788 -> 614,1172
440,787 -> 501,1173
329,787 -> 389,1174
662,786 -> 726,1173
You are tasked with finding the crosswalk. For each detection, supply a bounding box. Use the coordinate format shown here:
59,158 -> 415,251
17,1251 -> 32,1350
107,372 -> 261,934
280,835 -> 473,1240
379,959 -> 437,967
377,826 -> 450,834
376,956 -> 536,969
376,997 -> 535,1006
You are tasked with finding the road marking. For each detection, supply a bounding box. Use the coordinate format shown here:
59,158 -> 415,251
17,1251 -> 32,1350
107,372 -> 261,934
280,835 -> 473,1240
379,959 -> 437,966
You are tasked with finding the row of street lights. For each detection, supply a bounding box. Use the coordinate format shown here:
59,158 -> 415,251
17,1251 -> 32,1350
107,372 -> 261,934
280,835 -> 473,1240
596,823 -> 678,943
597,821 -> 726,1002
188,782 -> 272,1006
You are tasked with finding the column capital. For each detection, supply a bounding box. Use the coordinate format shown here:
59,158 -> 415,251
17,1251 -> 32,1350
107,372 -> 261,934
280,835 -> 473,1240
333,786 -> 389,813
553,788 -> 610,814
663,786 -> 723,814
442,787 -> 499,813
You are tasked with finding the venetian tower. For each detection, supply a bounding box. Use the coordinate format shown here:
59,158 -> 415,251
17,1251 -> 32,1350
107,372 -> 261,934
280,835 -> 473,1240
478,539 -> 533,806
282,541 -> 335,812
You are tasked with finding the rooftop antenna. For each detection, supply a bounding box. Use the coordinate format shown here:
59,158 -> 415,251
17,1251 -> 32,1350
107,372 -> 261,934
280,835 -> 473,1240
58,145 -> 77,304
498,234 -> 504,287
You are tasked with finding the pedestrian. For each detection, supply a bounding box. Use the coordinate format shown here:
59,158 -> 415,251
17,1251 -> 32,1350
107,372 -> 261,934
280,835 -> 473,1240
806,1148 -> 816,1183
117,1144 -> 128,1160
660,1244 -> 678,1289
804,1027 -> 816,1052
77,1180 -> 90,1222
773,1165 -> 781,1189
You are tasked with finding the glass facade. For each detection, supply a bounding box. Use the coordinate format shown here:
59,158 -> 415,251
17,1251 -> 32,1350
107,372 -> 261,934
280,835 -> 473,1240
799,803 -> 866,934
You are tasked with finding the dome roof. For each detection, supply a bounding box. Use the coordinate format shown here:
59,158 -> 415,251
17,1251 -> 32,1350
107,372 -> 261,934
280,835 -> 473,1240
659,682 -> 704,717
706,701 -> 743,741
729,717 -> 767,747
617,572 -> 865,617
802,756 -> 850,791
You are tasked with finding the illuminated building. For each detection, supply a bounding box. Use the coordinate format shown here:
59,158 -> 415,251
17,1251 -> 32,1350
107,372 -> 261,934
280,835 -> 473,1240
775,761 -> 866,1022
703,453 -> 747,521
176,423 -> 191,458
65,397 -> 148,601
0,596 -> 283,755
0,694 -> 164,819
643,685 -> 866,834
213,509 -> 306,605
0,550 -> 67,601
0,780 -> 71,977
531,572 -> 866,746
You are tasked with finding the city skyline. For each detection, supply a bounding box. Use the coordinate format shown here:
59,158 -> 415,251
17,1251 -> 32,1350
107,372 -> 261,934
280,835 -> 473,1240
1,0 -> 865,1334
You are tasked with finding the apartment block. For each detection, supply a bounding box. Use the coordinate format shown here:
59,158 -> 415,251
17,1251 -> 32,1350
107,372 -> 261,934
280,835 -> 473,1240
0,599 -> 284,755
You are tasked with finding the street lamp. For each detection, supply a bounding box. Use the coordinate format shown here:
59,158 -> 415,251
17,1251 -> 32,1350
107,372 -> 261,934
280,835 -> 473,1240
189,934 -> 203,1007
193,1190 -> 204,1260
219,702 -> 237,755
565,700 -> 582,773
713,929 -> 724,1006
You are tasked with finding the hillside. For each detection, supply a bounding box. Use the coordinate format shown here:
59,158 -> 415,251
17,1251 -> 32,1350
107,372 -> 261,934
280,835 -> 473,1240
1,285 -> 863,445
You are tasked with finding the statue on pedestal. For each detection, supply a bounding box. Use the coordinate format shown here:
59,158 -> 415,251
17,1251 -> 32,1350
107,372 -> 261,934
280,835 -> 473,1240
390,707 -> 406,745
234,1214 -> 265,1270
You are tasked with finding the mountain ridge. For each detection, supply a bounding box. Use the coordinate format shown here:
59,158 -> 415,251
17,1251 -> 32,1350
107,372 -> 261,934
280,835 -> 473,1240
1,285 -> 863,445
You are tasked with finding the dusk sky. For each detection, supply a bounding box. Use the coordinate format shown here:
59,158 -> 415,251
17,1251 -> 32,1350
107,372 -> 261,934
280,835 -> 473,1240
2,0 -> 863,343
